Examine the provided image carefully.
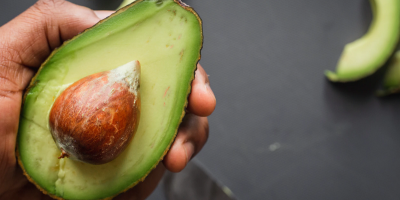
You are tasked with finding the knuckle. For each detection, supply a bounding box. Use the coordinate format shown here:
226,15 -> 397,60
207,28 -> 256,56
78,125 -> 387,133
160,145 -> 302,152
33,0 -> 65,15
0,48 -> 30,97
35,0 -> 65,8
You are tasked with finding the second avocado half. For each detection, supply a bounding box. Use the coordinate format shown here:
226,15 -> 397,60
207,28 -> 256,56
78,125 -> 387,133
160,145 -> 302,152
325,0 -> 400,82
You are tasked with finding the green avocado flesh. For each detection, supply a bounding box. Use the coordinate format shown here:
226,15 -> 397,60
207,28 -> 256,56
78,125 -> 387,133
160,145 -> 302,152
17,0 -> 202,199
325,0 -> 400,82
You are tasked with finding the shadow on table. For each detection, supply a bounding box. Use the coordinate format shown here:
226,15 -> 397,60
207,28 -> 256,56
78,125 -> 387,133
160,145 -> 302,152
148,160 -> 236,200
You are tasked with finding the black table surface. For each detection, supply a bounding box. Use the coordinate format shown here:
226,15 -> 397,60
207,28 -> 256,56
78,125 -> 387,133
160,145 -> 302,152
2,1 -> 400,200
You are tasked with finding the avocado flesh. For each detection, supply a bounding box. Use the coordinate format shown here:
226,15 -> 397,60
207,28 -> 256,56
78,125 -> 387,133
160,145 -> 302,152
325,0 -> 400,82
17,0 -> 202,199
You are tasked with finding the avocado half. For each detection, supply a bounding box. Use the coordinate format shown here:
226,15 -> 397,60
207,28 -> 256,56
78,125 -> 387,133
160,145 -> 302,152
325,0 -> 400,82
17,0 -> 202,199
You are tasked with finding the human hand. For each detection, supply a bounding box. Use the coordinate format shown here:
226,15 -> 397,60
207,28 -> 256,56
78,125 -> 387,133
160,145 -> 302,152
0,1 -> 216,199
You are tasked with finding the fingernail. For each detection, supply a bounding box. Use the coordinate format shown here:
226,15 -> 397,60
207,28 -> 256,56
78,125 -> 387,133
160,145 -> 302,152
94,11 -> 114,20
183,142 -> 195,163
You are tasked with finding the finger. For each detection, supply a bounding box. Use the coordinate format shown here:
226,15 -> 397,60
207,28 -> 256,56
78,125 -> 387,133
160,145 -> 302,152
114,164 -> 166,200
163,114 -> 209,172
187,64 -> 216,117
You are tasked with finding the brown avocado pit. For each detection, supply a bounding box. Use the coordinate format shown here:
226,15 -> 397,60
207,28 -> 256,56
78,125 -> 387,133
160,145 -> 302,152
49,61 -> 141,165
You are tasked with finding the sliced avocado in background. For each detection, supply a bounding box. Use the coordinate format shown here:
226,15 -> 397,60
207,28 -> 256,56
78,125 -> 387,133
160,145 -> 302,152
325,0 -> 400,82
377,51 -> 400,96
17,0 -> 202,199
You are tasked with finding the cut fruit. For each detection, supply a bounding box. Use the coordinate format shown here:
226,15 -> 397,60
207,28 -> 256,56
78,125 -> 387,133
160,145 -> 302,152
325,0 -> 400,82
377,51 -> 400,96
17,0 -> 202,199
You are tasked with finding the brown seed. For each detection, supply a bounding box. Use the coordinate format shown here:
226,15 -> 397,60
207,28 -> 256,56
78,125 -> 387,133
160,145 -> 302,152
49,61 -> 141,165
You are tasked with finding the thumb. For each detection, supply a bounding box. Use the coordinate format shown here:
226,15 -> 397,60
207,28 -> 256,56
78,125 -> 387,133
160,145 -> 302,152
0,0 -> 113,68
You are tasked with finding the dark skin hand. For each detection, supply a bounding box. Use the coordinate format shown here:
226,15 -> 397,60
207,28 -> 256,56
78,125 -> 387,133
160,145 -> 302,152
0,0 -> 216,199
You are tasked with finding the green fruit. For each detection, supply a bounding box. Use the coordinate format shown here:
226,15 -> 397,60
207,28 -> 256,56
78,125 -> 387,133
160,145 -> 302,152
377,51 -> 400,96
325,0 -> 400,82
17,0 -> 202,199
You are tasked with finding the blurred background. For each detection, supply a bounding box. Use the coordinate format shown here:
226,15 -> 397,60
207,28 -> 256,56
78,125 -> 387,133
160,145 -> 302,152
2,0 -> 400,199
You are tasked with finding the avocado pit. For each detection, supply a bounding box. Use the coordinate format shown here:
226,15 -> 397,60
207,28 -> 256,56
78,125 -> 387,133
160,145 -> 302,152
49,61 -> 141,165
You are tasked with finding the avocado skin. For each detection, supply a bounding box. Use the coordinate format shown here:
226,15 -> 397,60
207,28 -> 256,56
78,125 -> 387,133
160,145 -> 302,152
325,0 -> 400,82
376,52 -> 400,96
16,0 -> 203,199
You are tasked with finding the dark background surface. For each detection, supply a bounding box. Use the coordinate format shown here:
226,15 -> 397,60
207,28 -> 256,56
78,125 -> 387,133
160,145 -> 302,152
2,0 -> 400,199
